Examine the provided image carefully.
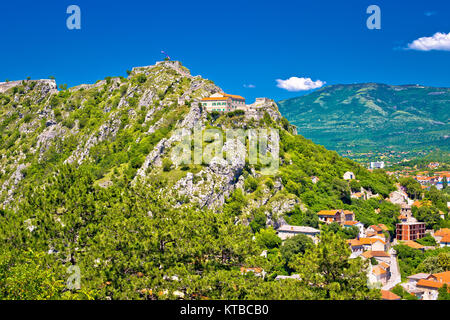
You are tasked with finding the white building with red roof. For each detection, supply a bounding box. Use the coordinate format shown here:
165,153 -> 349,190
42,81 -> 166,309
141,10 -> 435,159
201,92 -> 246,112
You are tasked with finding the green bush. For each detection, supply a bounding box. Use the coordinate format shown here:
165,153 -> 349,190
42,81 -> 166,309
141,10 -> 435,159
162,158 -> 173,172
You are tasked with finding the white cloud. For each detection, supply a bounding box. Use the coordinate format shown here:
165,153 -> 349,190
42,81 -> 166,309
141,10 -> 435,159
407,32 -> 450,51
276,77 -> 325,92
424,11 -> 437,17
243,84 -> 255,88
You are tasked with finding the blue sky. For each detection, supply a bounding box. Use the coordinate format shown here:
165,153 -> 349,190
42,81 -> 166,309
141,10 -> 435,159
1,0 -> 450,102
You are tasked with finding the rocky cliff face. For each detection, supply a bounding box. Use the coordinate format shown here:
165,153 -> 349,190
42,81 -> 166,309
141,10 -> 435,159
0,61 -> 301,224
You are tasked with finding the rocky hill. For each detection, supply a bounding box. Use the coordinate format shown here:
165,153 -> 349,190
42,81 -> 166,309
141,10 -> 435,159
278,83 -> 450,154
0,61 -> 398,300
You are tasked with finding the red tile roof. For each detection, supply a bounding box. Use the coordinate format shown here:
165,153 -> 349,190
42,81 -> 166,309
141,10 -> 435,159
381,290 -> 401,300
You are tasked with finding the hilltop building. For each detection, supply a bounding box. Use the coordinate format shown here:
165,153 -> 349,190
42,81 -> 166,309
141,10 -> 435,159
201,92 -> 246,112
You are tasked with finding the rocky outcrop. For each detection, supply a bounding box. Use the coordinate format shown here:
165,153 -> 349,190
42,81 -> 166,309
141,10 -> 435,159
65,117 -> 121,165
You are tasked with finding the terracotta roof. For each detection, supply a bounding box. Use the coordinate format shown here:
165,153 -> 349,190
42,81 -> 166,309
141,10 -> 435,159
370,225 -> 382,232
362,250 -> 390,259
381,290 -> 401,300
435,228 -> 450,237
201,97 -> 231,101
432,271 -> 450,284
347,239 -> 362,247
417,279 -> 444,289
378,224 -> 389,231
372,266 -> 387,275
401,240 -> 424,250
379,262 -> 390,270
317,210 -> 340,216
359,238 -> 386,245
222,93 -> 245,100
344,221 -> 359,226
240,267 -> 263,274
413,200 -> 432,208
440,235 -> 450,244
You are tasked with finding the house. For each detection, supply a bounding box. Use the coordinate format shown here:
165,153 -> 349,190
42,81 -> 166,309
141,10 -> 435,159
428,162 -> 440,170
343,171 -> 355,180
412,200 -> 432,208
381,290 -> 401,300
276,225 -> 320,242
379,261 -> 391,273
400,203 -> 412,220
433,228 -> 450,245
240,267 -> 265,278
414,271 -> 450,300
439,234 -> 450,247
343,221 -> 365,237
201,92 -> 246,113
372,265 -> 389,284
359,238 -> 386,252
361,250 -> 390,263
311,176 -> 320,184
388,190 -> 409,205
404,273 -> 432,296
396,222 -> 426,241
351,192 -> 365,200
275,274 -> 301,281
316,209 -> 355,225
401,240 -> 425,251
407,273 -> 431,287
367,224 -> 385,235
347,239 -> 364,257
370,162 -> 385,169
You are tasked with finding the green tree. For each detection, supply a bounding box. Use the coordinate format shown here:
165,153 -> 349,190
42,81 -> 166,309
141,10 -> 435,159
280,234 -> 313,268
249,209 -> 266,233
162,158 -> 173,172
289,233 -> 380,299
438,284 -> 450,300
255,227 -> 281,249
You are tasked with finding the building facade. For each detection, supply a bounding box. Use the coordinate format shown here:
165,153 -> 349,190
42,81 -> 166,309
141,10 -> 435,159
201,92 -> 246,112
317,210 -> 355,225
396,222 -> 426,241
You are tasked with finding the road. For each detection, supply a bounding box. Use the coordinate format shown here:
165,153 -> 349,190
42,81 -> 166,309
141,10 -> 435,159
382,248 -> 401,291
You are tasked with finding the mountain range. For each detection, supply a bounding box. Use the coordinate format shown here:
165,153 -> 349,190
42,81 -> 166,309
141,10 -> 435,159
278,83 -> 450,155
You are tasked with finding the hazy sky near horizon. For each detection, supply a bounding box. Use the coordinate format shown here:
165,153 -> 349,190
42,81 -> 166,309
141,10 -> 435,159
1,0 -> 450,102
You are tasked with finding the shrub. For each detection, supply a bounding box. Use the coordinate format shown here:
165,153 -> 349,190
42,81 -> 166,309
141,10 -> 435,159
162,158 -> 173,172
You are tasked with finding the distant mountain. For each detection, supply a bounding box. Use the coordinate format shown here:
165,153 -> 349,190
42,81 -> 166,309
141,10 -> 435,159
278,83 -> 450,154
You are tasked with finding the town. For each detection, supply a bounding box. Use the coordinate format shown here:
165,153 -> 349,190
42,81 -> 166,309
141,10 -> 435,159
251,169 -> 450,300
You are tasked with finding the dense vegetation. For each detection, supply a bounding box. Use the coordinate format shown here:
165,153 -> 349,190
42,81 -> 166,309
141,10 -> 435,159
0,164 -> 380,300
394,244 -> 450,280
